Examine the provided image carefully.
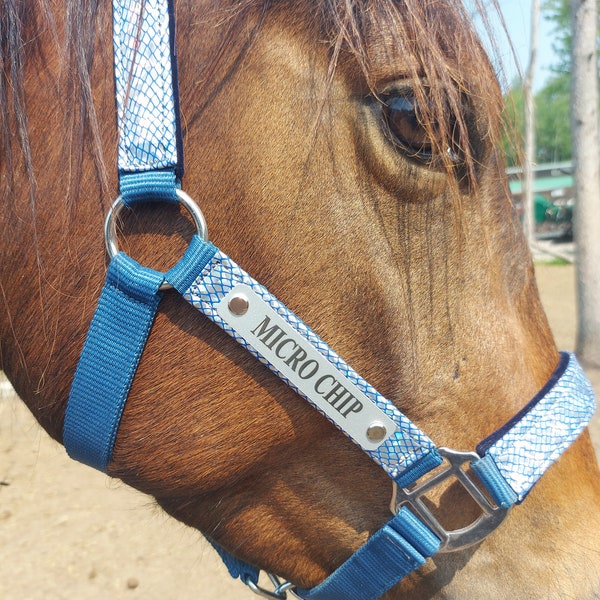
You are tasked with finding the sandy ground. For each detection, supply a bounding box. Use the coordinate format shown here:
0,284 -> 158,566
1,263 -> 599,600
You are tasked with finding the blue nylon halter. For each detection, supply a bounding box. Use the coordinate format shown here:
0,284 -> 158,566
63,2 -> 598,599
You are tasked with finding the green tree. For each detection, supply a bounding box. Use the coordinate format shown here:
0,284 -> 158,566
503,0 -> 598,166
502,75 -> 571,166
535,74 -> 571,162
542,0 -> 572,74
502,83 -> 524,167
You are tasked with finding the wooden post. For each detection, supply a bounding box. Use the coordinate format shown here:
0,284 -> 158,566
522,0 -> 540,249
571,0 -> 600,368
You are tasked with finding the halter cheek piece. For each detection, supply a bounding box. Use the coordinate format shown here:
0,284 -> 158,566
63,2 -> 597,599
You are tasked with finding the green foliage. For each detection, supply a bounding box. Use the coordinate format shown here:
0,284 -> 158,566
542,0 -> 572,74
502,83 -> 524,166
502,74 -> 571,165
502,0 -> 599,166
535,73 -> 572,162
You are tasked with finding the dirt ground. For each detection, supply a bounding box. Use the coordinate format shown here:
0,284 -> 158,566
1,263 -> 599,600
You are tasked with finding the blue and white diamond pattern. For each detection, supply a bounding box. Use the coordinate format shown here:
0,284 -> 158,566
182,250 -> 438,481
485,352 -> 596,500
113,0 -> 178,172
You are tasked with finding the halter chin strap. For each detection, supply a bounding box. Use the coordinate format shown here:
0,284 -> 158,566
63,2 -> 598,599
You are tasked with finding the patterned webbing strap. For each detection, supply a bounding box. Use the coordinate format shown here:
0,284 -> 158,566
113,0 -> 182,203
473,351 -> 596,504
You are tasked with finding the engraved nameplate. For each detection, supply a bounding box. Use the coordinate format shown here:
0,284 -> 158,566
216,284 -> 398,451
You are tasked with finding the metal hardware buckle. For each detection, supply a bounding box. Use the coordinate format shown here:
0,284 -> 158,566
390,448 -> 510,552
246,573 -> 296,599
104,189 -> 208,291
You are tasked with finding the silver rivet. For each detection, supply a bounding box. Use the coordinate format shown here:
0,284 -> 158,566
228,293 -> 250,316
366,423 -> 387,443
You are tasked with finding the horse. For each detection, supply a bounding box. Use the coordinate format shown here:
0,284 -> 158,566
1,0 -> 599,598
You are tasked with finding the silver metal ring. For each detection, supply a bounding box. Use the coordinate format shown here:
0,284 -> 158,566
104,189 -> 208,259
104,190 -> 208,291
245,573 -> 294,599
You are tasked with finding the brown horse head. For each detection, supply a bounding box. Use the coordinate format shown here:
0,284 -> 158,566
1,1 -> 599,598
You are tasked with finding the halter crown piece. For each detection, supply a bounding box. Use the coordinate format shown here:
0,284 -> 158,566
63,1 -> 598,599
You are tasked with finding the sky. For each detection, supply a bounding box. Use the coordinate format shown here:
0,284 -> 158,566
500,1 -> 559,89
476,1 -> 559,91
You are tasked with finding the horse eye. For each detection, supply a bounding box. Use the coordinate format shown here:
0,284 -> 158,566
382,93 -> 433,161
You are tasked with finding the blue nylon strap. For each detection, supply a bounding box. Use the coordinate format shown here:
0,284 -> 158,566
395,448 -> 443,488
119,170 -> 179,205
209,541 -> 260,587
470,455 -> 519,508
63,238 -> 220,472
295,507 -> 440,600
164,235 -> 218,291
63,254 -> 164,471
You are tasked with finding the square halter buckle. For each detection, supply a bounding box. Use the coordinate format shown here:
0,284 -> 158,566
390,448 -> 510,553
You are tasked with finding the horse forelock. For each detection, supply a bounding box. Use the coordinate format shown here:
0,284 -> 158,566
319,0 -> 505,161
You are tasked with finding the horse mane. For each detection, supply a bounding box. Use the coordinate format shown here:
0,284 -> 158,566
0,0 -> 33,189
0,0 -> 101,199
1,0 -> 505,199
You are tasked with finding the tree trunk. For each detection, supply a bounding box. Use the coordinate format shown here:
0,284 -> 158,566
571,0 -> 600,368
522,0 -> 540,248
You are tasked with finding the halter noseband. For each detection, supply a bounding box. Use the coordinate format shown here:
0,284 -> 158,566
62,2 -> 597,599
